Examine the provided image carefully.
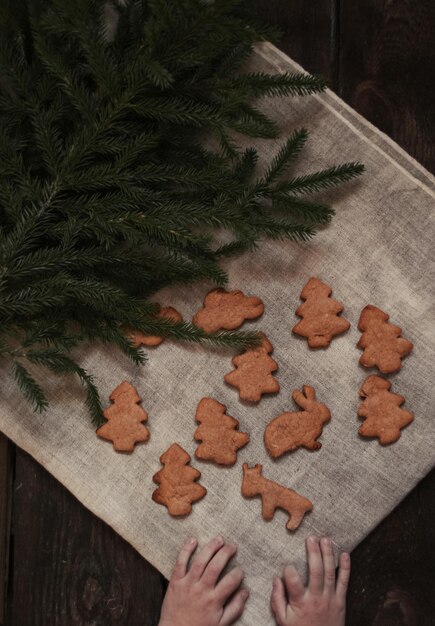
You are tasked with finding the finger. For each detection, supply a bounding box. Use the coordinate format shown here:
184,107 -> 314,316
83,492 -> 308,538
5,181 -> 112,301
270,576 -> 287,625
336,552 -> 351,605
202,542 -> 237,586
283,564 -> 305,603
216,566 -> 244,601
188,535 -> 225,581
307,535 -> 324,594
320,537 -> 336,594
220,588 -> 249,626
171,537 -> 197,580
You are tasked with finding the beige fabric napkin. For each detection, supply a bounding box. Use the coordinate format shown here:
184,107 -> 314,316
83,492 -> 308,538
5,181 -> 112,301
1,42 -> 434,625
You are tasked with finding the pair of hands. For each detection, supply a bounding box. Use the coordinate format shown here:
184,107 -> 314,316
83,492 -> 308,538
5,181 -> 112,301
158,534 -> 350,626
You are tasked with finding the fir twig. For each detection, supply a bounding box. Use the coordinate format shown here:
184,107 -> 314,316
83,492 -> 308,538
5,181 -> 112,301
273,163 -> 365,195
0,0 -> 364,424
13,362 -> 49,413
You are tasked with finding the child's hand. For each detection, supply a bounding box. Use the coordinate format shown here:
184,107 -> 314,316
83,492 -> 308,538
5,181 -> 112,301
158,535 -> 248,626
270,536 -> 350,626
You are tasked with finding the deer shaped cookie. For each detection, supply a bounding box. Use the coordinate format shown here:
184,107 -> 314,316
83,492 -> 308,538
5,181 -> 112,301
242,463 -> 312,531
264,385 -> 331,457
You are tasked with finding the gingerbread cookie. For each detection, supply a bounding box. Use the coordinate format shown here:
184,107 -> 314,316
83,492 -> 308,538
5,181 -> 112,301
126,306 -> 182,347
194,398 -> 249,465
96,381 -> 149,452
224,333 -> 280,402
152,443 -> 207,516
358,375 -> 414,444
192,288 -> 264,333
264,386 -> 331,457
242,463 -> 312,531
357,305 -> 413,373
292,277 -> 350,348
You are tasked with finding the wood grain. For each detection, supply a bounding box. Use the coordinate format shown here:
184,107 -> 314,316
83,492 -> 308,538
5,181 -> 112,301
5,449 -> 166,626
339,0 -> 435,172
347,468 -> 435,626
0,436 -> 12,625
338,1 -> 435,624
2,2 -> 435,624
250,0 -> 335,83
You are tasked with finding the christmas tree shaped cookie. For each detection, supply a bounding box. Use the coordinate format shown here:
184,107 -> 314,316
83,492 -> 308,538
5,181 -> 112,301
152,443 -> 207,516
224,333 -> 280,402
193,288 -> 264,333
96,382 -> 150,452
194,398 -> 249,465
126,306 -> 182,347
292,277 -> 350,347
358,375 -> 414,444
264,386 -> 331,458
242,463 -> 312,531
357,305 -> 413,373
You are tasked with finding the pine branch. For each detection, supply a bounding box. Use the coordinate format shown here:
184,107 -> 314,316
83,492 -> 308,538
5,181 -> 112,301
263,129 -> 309,184
228,103 -> 279,138
214,237 -> 258,258
215,42 -> 253,78
25,347 -> 104,426
232,147 -> 259,183
273,162 -> 365,195
126,97 -> 225,127
229,71 -> 327,98
32,31 -> 95,119
271,195 -> 334,225
138,320 -> 263,349
0,0 -> 364,425
13,362 -> 49,412
81,321 -> 147,367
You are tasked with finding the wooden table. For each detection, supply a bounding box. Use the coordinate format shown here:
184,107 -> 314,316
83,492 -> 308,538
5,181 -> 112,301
1,2 -> 434,624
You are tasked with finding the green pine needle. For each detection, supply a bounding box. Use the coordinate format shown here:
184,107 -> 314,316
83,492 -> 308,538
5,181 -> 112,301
274,162 -> 365,195
271,195 -> 334,225
13,362 -> 49,413
230,71 -> 327,98
152,321 -> 263,349
263,129 -> 309,184
0,0 -> 364,424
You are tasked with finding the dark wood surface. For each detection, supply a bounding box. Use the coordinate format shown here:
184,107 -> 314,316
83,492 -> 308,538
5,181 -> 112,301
1,2 -> 434,624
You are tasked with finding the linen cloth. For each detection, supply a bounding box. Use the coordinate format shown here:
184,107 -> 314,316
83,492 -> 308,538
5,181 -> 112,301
1,42 -> 434,625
